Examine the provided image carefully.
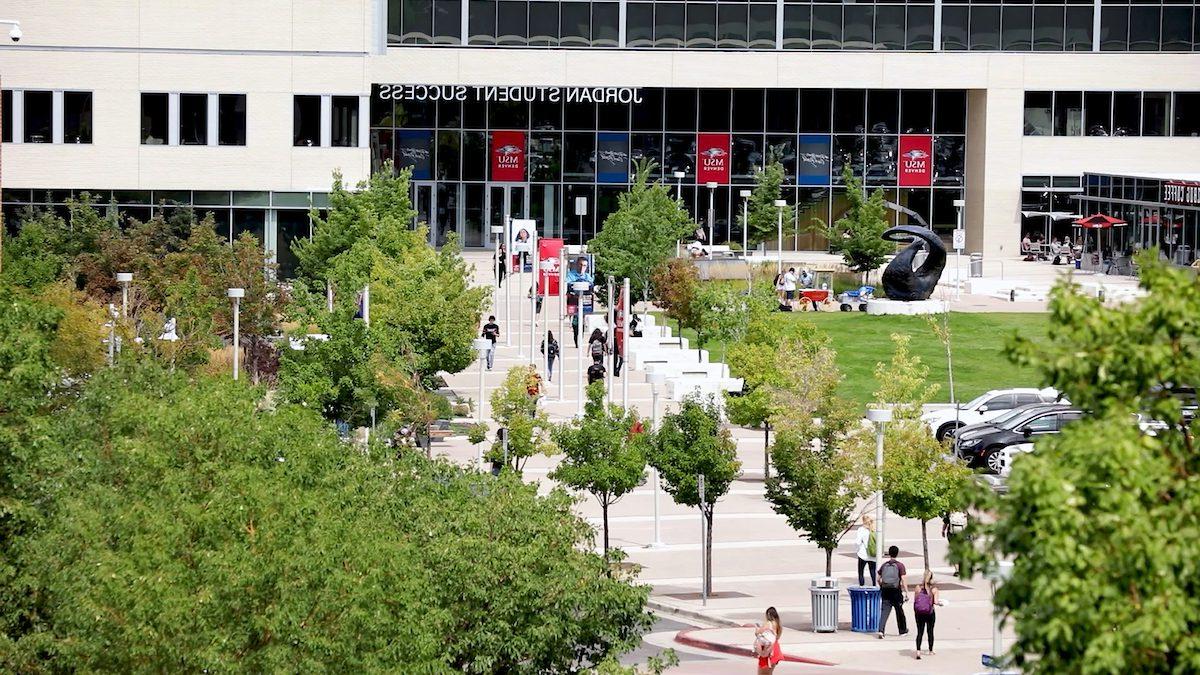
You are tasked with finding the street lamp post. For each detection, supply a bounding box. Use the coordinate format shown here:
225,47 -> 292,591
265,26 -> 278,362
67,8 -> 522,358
473,338 -> 491,423
866,407 -> 892,580
228,288 -> 245,381
646,371 -> 666,548
673,170 -> 685,200
987,559 -> 1015,671
739,189 -> 753,292
705,181 -> 718,255
491,223 -> 504,317
774,199 -> 787,275
116,272 -> 133,318
573,281 -> 590,417
953,199 -> 966,301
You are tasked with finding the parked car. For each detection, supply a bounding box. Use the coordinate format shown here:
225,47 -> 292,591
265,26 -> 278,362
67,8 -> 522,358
922,388 -> 1062,442
955,403 -> 1084,473
997,443 -> 1035,478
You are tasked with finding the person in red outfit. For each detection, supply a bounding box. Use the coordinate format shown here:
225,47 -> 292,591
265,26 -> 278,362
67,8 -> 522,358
754,606 -> 783,673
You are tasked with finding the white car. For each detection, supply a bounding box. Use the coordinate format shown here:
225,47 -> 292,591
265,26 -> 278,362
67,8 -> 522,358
997,443 -> 1035,477
922,388 -> 1063,442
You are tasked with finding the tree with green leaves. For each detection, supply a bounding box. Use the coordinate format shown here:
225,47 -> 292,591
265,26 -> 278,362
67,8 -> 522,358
649,395 -> 741,595
764,340 -> 868,577
588,159 -> 695,306
950,254 -> 1200,674
551,382 -> 649,555
1,362 -> 655,672
488,365 -> 554,472
817,166 -> 893,283
862,334 -> 970,568
650,258 -> 699,348
740,149 -> 795,249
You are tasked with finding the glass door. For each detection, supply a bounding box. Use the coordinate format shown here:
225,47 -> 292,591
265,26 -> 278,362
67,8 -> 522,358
486,183 -> 529,248
412,181 -> 436,246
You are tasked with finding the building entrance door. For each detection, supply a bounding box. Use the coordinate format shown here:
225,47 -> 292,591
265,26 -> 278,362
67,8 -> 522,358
487,183 -> 529,248
412,181 -> 438,245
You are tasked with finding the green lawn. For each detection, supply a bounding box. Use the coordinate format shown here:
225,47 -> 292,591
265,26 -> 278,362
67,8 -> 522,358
663,312 -> 1052,406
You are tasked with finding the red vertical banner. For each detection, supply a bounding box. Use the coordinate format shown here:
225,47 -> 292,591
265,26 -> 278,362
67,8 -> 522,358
696,133 -> 731,184
491,130 -> 526,182
538,238 -> 563,296
898,135 -> 933,187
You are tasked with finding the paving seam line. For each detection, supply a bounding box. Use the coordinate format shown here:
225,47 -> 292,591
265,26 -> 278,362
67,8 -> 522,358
646,599 -> 743,628
672,627 -> 839,667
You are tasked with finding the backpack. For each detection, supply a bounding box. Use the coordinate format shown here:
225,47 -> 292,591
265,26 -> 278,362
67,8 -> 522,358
867,530 -> 877,558
548,340 -> 559,358
880,560 -> 901,589
753,629 -> 776,658
590,340 -> 604,359
913,587 -> 934,615
948,512 -> 967,534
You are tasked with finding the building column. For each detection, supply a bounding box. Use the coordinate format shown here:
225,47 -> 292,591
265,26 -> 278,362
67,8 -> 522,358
965,88 -> 1024,260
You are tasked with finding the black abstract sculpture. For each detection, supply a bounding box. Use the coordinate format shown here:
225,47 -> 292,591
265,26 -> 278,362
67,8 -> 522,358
880,225 -> 947,301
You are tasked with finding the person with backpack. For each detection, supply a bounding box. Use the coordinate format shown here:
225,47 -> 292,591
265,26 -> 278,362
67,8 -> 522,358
942,511 -> 968,577
876,545 -> 909,639
912,569 -> 943,660
541,330 -> 559,382
753,606 -> 783,674
481,316 -> 500,370
587,360 -> 607,386
587,328 -> 606,363
570,313 -> 580,348
854,514 -> 877,586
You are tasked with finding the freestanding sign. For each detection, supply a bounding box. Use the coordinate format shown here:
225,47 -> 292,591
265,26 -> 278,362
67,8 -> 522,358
898,135 -> 933,187
491,130 -> 526,182
797,134 -> 832,186
696,133 -> 731,184
538,238 -> 563,296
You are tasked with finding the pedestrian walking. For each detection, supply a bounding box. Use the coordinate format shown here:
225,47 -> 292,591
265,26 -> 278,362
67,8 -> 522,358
782,267 -> 798,310
855,514 -> 877,586
942,511 -> 968,577
876,545 -> 909,639
587,360 -> 607,385
571,313 -> 580,348
588,328 -> 606,363
496,244 -> 507,287
912,569 -> 943,660
481,315 -> 500,370
613,324 -> 624,378
753,607 -> 783,674
541,330 -> 559,382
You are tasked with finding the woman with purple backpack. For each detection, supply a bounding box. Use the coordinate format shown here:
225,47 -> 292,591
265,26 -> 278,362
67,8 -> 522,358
912,569 -> 944,660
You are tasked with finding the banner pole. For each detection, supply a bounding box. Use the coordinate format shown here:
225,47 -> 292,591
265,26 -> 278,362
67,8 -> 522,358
504,214 -> 512,348
622,277 -> 630,409
530,229 -> 538,368
606,276 -> 615,407
558,249 -> 565,401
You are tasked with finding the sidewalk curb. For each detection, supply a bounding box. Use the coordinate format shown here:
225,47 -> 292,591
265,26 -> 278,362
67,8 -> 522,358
673,627 -> 838,667
646,599 -> 743,628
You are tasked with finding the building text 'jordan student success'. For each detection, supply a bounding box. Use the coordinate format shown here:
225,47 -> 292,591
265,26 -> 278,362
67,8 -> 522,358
377,84 -> 643,104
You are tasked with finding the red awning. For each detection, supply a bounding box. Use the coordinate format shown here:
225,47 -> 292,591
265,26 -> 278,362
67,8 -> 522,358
1073,213 -> 1127,229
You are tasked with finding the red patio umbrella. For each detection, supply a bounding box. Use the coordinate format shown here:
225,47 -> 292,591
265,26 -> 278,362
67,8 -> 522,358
1073,214 -> 1127,272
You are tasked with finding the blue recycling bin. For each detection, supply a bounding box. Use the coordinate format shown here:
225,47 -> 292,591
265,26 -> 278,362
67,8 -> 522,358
848,586 -> 881,633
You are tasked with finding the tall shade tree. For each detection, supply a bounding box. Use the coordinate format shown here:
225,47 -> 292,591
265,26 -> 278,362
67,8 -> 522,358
649,395 -> 741,595
740,150 -> 795,248
551,382 -> 649,555
954,255 -> 1200,674
817,166 -> 893,283
2,363 -> 654,672
588,159 -> 695,306
650,258 -> 700,348
764,340 -> 868,577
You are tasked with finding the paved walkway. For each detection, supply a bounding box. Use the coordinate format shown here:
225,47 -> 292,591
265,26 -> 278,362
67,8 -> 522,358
439,252 -> 1021,673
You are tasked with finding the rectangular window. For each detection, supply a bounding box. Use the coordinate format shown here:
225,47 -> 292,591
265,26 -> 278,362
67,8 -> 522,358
63,91 -> 93,144
906,5 -> 935,51
1,90 -> 11,143
592,2 -> 619,47
1002,5 -> 1032,51
627,3 -> 653,47
403,0 -> 434,43
529,1 -> 559,46
1112,92 -> 1140,136
293,95 -> 321,147
332,96 -> 360,147
1033,6 -> 1064,52
1175,93 -> 1200,137
469,0 -> 497,45
1053,91 -> 1082,136
765,89 -> 798,133
1162,7 -> 1192,52
24,91 -> 52,143
1142,92 -> 1169,136
496,1 -> 528,46
433,0 -> 462,44
782,4 -> 811,50
560,2 -> 590,46
1100,6 -> 1127,51
717,4 -> 748,50
1064,6 -> 1092,52
1024,91 -> 1052,136
749,5 -> 775,50
218,94 -> 247,146
1127,6 -> 1160,52
843,4 -> 874,49
141,92 -> 169,145
941,6 -> 969,50
1084,91 -> 1112,136
875,5 -> 905,50
811,4 -> 841,49
655,2 -> 685,48
179,93 -> 208,145
686,3 -> 716,49
970,6 -> 1001,51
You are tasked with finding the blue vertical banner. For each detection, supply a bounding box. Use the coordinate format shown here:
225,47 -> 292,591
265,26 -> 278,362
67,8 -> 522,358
797,134 -> 832,186
597,132 -> 630,184
396,130 -> 434,180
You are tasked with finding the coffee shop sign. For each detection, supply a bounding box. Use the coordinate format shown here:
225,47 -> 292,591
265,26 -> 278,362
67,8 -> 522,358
377,84 -> 643,104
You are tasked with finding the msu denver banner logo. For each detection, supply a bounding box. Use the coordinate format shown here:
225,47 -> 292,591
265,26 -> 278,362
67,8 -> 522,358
697,133 -> 731,184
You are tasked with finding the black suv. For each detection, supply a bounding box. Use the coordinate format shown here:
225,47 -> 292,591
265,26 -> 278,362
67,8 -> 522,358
955,403 -> 1084,473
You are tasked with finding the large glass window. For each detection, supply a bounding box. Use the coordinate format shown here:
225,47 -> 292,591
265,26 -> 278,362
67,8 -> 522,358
1113,92 -> 1141,136
23,91 -> 52,143
1142,92 -> 1169,136
1162,7 -> 1192,52
1100,6 -> 1127,51
63,91 -> 93,144
843,5 -> 874,49
1054,91 -> 1082,137
783,4 -> 811,50
141,93 -> 169,145
496,1 -> 528,45
1033,6 -> 1064,52
906,5 -> 935,50
1024,91 -> 1052,136
718,4 -> 748,50
1064,6 -> 1092,52
942,6 -> 968,50
1174,93 -> 1200,137
970,6 -> 1001,51
1,90 -> 11,143
593,2 -> 619,47
179,93 -> 208,145
686,3 -> 716,49
218,94 -> 247,146
293,95 -> 321,147
875,5 -> 904,50
627,3 -> 652,47
1127,6 -> 1160,52
655,3 -> 685,48
1002,5 -> 1032,51
811,4 -> 840,49
749,5 -> 775,49
332,96 -> 360,147
470,0 -> 497,44
1085,91 -> 1112,136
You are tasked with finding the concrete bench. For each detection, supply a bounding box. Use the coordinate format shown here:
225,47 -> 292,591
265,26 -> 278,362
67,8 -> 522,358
645,361 -> 730,379
630,349 -> 710,370
666,376 -> 745,402
628,336 -> 690,351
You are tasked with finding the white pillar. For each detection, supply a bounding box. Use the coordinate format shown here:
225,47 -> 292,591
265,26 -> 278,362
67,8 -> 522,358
605,276 -> 615,407
558,249 -> 566,400
866,407 -> 892,581
505,215 -> 513,347
621,277 -> 630,409
530,229 -> 539,367
775,200 -> 787,274
228,288 -> 245,381
647,372 -> 666,548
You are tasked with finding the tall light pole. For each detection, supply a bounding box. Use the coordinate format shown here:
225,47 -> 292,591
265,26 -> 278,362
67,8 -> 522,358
953,198 -> 966,301
605,276 -> 615,406
673,170 -> 685,200
227,287 -> 245,381
739,189 -> 752,255
491,224 -> 504,316
573,281 -> 589,417
866,406 -> 892,581
646,371 -> 666,548
116,272 -> 133,318
473,338 -> 491,423
558,248 -> 566,400
988,559 -> 1015,670
705,181 -> 718,255
774,199 -> 787,275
